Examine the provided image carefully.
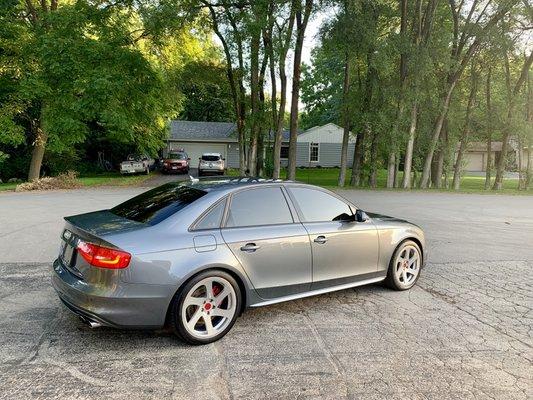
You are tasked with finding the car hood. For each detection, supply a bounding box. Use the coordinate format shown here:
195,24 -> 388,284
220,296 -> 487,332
366,212 -> 409,224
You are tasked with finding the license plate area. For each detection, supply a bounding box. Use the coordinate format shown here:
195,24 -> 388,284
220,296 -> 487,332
59,230 -> 82,277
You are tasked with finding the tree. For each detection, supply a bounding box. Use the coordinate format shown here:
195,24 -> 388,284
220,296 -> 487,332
419,0 -> 516,188
178,61 -> 234,122
452,63 -> 479,190
287,0 -> 313,181
493,50 -> 533,189
1,0 -> 178,181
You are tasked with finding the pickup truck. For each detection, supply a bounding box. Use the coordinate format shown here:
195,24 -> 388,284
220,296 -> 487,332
120,155 -> 154,175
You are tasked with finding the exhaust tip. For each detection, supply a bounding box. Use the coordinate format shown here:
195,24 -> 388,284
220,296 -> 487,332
79,315 -> 102,329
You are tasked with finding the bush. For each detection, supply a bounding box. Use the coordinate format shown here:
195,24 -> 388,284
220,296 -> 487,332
15,171 -> 81,192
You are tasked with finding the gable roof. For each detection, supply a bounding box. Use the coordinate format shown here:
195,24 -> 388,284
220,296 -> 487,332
170,120 -> 237,142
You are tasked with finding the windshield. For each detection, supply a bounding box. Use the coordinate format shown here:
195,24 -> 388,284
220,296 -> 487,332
110,184 -> 207,225
201,155 -> 221,161
168,153 -> 186,160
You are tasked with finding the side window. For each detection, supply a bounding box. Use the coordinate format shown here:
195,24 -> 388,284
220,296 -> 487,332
289,187 -> 352,223
225,187 -> 293,228
194,200 -> 226,230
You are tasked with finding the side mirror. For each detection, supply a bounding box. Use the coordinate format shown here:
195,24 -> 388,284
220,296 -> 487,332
222,158 -> 226,161
355,209 -> 368,222
187,158 -> 191,161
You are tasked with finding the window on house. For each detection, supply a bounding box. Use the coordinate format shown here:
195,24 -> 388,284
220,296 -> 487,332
309,143 -> 319,162
280,146 -> 289,160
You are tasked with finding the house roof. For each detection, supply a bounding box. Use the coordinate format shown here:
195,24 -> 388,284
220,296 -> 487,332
170,121 -> 237,142
268,129 -> 304,142
467,142 -> 503,152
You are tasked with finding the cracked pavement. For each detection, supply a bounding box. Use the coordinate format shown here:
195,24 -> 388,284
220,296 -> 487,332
0,188 -> 532,399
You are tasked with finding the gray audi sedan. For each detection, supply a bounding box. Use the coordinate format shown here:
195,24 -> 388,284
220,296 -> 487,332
52,177 -> 426,344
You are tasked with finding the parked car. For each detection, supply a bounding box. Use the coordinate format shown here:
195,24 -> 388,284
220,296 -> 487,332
198,153 -> 225,176
161,150 -> 190,174
120,155 -> 154,175
52,178 -> 426,345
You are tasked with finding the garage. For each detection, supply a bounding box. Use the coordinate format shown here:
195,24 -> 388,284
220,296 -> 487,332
169,142 -> 227,166
464,152 -> 484,172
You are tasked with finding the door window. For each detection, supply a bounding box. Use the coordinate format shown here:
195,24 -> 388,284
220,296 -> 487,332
225,187 -> 293,227
289,187 -> 352,222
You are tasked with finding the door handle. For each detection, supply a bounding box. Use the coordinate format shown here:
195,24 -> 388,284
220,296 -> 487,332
240,243 -> 260,252
314,235 -> 327,244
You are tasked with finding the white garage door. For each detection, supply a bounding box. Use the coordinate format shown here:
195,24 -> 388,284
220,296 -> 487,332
465,152 -> 484,172
169,142 -> 227,166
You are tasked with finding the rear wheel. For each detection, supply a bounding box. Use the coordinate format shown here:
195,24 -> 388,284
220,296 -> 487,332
384,240 -> 421,290
170,270 -> 241,345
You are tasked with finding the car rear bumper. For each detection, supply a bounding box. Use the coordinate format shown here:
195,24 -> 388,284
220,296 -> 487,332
51,259 -> 174,329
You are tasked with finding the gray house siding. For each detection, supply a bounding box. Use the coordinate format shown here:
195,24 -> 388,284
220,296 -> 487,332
226,143 -> 240,168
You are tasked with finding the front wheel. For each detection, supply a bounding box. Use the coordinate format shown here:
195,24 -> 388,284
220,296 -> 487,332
384,240 -> 422,291
170,270 -> 241,345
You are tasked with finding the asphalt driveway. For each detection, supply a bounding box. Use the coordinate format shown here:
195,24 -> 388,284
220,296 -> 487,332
0,187 -> 531,399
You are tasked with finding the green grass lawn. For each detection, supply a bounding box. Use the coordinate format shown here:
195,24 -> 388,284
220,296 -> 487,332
78,172 -> 154,187
228,167 -> 530,194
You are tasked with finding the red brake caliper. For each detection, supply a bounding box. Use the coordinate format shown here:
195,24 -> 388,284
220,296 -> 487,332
212,284 -> 221,307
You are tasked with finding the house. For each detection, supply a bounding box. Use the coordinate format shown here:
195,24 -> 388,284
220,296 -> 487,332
461,142 -> 502,172
166,120 -> 355,169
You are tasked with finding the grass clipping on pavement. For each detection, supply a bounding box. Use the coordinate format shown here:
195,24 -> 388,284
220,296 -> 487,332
15,171 -> 82,192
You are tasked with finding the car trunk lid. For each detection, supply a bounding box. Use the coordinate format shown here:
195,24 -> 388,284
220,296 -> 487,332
59,210 -> 145,281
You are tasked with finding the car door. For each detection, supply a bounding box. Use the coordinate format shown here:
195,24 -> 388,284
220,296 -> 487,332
287,186 -> 379,289
220,186 -> 312,299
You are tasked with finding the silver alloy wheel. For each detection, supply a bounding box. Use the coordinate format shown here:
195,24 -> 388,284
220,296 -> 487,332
181,276 -> 237,340
394,244 -> 420,288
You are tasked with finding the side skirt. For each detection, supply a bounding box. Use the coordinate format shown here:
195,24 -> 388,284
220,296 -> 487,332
250,275 -> 386,308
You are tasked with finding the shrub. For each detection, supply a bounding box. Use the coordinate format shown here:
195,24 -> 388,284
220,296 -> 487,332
15,171 -> 81,192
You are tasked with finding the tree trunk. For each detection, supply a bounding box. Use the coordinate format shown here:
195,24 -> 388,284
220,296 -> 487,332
248,29 -> 261,176
350,47 -> 376,186
288,0 -> 313,181
493,52 -> 533,190
28,126 -> 47,181
420,80 -> 456,188
517,136 -> 524,190
387,0 -> 408,189
484,66 -> 492,189
402,102 -> 418,188
387,152 -> 395,188
368,131 -> 379,188
338,51 -> 351,187
271,1 -> 296,180
526,72 -> 532,190
452,66 -> 478,190
350,129 -> 365,186
394,152 -> 400,188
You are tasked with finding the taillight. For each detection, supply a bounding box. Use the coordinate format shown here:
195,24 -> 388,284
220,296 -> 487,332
77,240 -> 131,269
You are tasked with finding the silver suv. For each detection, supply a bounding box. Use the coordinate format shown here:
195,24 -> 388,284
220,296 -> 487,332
198,153 -> 225,176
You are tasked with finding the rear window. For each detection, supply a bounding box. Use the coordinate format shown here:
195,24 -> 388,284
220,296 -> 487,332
201,155 -> 221,161
110,184 -> 207,225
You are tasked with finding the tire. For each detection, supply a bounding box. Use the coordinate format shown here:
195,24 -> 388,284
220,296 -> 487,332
384,240 -> 422,291
170,270 -> 241,345
198,170 -> 203,177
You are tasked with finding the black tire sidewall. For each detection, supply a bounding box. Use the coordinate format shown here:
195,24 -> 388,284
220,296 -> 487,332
171,270 -> 241,345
